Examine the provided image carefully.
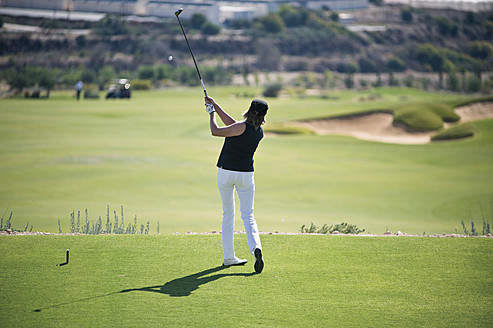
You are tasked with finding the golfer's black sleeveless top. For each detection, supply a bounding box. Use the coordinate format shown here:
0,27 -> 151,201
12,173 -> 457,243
217,122 -> 263,172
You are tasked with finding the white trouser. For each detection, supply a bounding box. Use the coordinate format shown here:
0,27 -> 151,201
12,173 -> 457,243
217,168 -> 262,260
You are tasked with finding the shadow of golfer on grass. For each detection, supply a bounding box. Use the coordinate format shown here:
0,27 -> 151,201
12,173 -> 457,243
120,265 -> 257,297
34,266 -> 256,312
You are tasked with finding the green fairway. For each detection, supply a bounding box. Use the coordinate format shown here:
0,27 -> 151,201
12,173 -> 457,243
0,234 -> 491,327
1,87 -> 493,234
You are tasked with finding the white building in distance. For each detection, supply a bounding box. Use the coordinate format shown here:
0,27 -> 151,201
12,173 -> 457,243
384,0 -> 493,12
0,0 -> 370,24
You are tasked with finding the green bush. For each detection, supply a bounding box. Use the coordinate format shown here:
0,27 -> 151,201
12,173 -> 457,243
344,74 -> 354,89
279,4 -> 310,27
83,89 -> 100,99
394,102 -> 460,131
138,66 -> 155,80
387,56 -> 406,72
190,13 -> 207,29
130,79 -> 151,90
469,41 -> 493,60
300,222 -> 365,234
465,75 -> 482,92
447,71 -> 460,91
394,109 -> 443,131
415,44 -> 483,73
202,22 -> 220,35
257,13 -> 285,33
428,103 -> 460,123
431,123 -> 474,141
359,57 -> 377,73
434,16 -> 458,36
263,82 -> 283,97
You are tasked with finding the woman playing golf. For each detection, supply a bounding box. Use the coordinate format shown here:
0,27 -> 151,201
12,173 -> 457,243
205,96 -> 268,273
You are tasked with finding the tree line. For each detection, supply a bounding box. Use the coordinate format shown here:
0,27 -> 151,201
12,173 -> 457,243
0,4 -> 492,97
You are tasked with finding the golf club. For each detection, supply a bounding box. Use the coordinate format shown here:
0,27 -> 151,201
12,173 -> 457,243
175,8 -> 208,97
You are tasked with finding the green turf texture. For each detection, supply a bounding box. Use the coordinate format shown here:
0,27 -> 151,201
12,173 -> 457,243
0,234 -> 491,327
1,87 -> 493,235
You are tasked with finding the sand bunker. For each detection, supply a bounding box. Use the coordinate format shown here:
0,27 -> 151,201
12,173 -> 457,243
295,102 -> 493,144
454,102 -> 493,122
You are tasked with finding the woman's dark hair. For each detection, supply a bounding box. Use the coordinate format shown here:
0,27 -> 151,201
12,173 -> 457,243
243,99 -> 268,130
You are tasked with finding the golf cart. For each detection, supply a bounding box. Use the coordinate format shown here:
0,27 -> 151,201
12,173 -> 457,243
106,79 -> 131,99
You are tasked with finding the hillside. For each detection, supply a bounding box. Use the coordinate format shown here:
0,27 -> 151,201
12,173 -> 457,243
0,4 -> 492,93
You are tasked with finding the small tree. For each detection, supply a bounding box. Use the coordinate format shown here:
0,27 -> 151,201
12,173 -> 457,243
388,72 -> 399,86
138,65 -> 155,80
344,74 -> 354,89
469,41 -> 493,60
98,66 -> 115,90
190,13 -> 207,29
263,83 -> 282,97
257,14 -> 285,33
434,17 -> 458,37
38,68 -> 56,98
81,68 -> 97,84
417,44 -> 445,72
279,4 -> 309,27
359,57 -> 377,73
401,8 -> 413,23
5,68 -> 29,92
465,74 -> 481,93
386,56 -> 406,72
75,35 -> 86,48
202,22 -> 220,35
446,71 -> 460,91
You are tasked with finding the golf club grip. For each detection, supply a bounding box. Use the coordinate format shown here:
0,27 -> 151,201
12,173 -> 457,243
201,80 -> 207,97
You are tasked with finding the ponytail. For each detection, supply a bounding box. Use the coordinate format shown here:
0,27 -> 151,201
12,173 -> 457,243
243,99 -> 268,130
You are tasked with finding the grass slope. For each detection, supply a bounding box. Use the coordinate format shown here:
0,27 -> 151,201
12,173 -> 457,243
0,235 -> 491,327
1,87 -> 492,234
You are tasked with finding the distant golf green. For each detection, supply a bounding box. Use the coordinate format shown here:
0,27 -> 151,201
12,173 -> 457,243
0,234 -> 491,327
1,87 -> 492,234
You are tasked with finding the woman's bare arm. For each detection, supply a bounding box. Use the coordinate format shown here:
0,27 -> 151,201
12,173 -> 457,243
209,112 -> 246,137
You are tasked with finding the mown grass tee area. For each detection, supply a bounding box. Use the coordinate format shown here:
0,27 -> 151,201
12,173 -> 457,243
0,235 -> 491,327
1,87 -> 492,235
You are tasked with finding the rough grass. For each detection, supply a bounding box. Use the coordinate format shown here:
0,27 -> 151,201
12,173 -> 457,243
453,94 -> 493,107
0,234 -> 491,327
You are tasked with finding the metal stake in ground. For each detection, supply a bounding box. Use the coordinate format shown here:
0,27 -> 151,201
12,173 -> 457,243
57,249 -> 69,266
175,8 -> 208,97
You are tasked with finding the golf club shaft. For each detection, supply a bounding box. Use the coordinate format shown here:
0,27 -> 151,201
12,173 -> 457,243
176,14 -> 208,97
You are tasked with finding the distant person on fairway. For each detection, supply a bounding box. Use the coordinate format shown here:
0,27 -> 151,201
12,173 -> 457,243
205,96 -> 267,273
75,80 -> 83,100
